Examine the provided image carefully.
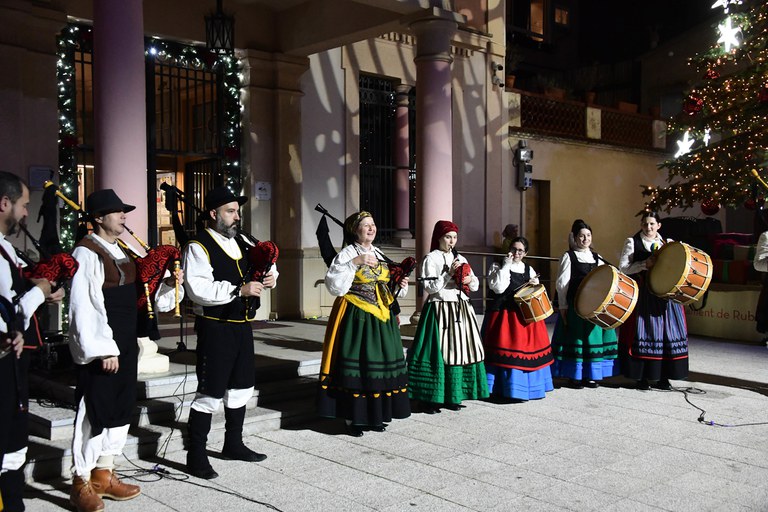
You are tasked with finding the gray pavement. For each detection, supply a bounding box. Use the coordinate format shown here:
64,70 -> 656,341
23,319 -> 768,511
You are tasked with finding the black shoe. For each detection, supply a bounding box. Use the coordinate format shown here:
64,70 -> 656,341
222,443 -> 268,462
368,424 -> 386,432
583,380 -> 599,388
637,379 -> 650,391
420,402 -> 441,414
346,424 -> 364,437
187,463 -> 219,480
443,403 -> 462,411
655,379 -> 672,390
569,379 -> 584,389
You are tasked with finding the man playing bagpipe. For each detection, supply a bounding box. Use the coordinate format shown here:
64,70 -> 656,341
68,189 -> 183,512
0,172 -> 64,512
182,186 -> 278,480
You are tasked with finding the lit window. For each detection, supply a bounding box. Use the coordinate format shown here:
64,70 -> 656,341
554,7 -> 569,26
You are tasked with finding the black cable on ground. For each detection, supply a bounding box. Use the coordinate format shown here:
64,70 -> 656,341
118,452 -> 284,511
665,385 -> 768,428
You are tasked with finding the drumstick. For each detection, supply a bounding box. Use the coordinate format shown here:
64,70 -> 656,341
511,274 -> 540,293
751,169 -> 768,191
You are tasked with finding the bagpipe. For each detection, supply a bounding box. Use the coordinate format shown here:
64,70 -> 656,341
450,248 -> 472,296
314,204 -> 415,312
44,181 -> 182,337
231,229 -> 279,320
158,182 -> 279,319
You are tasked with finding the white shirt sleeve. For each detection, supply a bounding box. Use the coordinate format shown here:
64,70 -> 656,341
487,260 -> 510,294
0,237 -> 45,331
325,245 -> 358,297
183,241 -> 239,306
556,252 -> 571,308
755,232 -> 768,272
619,237 -> 647,275
68,246 -> 119,364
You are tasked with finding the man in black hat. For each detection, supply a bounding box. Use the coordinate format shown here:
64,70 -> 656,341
0,171 -> 63,512
182,186 -> 277,479
68,189 -> 182,512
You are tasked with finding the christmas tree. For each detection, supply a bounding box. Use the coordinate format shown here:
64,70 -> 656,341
643,0 -> 768,215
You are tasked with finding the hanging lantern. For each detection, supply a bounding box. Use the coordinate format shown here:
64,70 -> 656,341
205,0 -> 234,55
701,198 -> 720,215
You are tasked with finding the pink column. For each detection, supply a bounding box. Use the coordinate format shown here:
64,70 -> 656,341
410,15 -> 458,307
93,0 -> 149,243
393,84 -> 412,241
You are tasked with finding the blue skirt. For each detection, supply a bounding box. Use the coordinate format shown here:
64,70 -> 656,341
486,364 -> 553,400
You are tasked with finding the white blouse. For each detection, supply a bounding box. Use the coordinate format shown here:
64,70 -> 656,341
619,234 -> 669,275
487,258 -> 538,294
324,243 -> 408,298
421,249 -> 478,303
754,232 -> 768,273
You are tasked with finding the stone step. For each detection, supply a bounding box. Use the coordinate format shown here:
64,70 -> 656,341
25,394 -> 318,482
28,376 -> 318,442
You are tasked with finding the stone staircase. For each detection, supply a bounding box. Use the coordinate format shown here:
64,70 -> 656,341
23,319 -> 327,482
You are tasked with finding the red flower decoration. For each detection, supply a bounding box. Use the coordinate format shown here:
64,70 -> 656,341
703,68 -> 720,80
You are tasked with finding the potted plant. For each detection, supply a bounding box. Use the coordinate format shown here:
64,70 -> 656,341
504,45 -> 523,89
536,75 -> 566,100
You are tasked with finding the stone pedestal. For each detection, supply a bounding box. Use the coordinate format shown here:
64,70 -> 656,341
137,337 -> 170,374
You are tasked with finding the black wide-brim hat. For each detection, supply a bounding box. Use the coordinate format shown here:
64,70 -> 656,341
86,189 -> 136,215
204,186 -> 247,211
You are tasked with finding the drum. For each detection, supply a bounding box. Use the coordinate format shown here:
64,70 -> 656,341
575,265 -> 638,329
513,284 -> 554,324
648,241 -> 712,305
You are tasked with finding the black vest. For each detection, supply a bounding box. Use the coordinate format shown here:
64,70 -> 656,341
629,232 -> 654,277
189,229 -> 250,322
566,250 -> 599,303
487,263 -> 531,312
0,244 -> 41,348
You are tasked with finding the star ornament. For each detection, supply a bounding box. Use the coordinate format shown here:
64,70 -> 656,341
675,131 -> 695,158
717,17 -> 741,52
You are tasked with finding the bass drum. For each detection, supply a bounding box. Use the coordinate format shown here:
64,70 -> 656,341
575,265 -> 638,329
648,241 -> 712,305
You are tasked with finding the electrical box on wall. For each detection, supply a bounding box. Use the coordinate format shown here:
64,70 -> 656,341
514,140 -> 533,191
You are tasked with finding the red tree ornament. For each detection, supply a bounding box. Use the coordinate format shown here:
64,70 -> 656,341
683,93 -> 704,115
703,68 -> 720,80
758,86 -> 768,104
701,198 -> 720,215
744,198 -> 757,210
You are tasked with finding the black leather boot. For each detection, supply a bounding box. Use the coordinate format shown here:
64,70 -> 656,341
186,409 -> 218,479
221,406 -> 266,462
0,469 -> 26,512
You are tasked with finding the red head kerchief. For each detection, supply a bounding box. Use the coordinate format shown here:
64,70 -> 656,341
430,220 -> 459,251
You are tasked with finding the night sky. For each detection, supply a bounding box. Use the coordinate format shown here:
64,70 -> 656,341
579,0 -> 718,63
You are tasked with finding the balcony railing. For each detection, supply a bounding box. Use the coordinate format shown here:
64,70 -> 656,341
509,90 -> 665,151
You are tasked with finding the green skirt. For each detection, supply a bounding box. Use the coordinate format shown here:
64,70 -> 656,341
318,298 -> 410,425
407,302 -> 489,404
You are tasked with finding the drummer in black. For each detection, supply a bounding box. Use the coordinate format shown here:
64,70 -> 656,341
618,211 -> 688,390
550,219 -> 620,389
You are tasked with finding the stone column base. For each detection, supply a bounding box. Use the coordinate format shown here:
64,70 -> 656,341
137,337 -> 169,374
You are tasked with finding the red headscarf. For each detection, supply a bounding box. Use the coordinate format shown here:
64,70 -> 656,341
430,220 -> 459,251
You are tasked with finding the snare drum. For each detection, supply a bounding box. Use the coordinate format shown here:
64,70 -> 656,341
575,265 -> 638,329
513,284 -> 554,324
648,241 -> 712,305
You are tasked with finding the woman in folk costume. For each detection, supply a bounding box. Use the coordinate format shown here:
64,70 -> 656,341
408,220 -> 489,413
551,219 -> 619,389
618,211 -> 688,390
318,211 -> 410,437
482,236 -> 554,401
